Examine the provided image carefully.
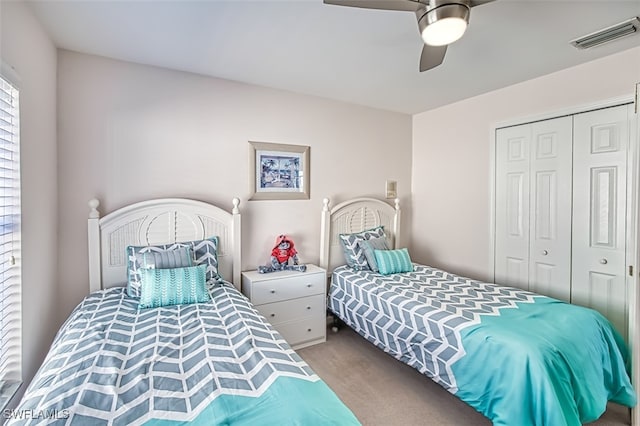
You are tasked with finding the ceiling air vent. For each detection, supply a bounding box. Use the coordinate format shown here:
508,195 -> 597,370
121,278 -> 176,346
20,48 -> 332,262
571,17 -> 640,50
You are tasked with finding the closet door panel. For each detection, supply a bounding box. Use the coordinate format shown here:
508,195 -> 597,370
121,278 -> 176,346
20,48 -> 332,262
528,117 -> 573,302
495,125 -> 530,290
572,104 -> 630,339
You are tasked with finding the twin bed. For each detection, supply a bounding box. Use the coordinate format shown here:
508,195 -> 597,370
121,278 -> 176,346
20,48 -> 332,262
10,195 -> 637,425
10,198 -> 358,425
320,197 -> 636,426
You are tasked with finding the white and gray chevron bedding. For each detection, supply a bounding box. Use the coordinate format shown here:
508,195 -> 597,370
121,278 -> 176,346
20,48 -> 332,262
327,264 -> 534,392
11,283 -> 359,425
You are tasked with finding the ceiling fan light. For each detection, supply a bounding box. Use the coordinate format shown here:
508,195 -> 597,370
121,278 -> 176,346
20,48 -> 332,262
419,3 -> 470,46
422,17 -> 467,46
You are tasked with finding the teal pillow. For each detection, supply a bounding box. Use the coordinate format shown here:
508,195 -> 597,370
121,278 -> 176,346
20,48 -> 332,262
358,236 -> 390,272
374,248 -> 413,275
139,264 -> 210,309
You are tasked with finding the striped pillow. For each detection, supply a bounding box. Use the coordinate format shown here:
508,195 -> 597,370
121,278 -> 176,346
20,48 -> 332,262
139,264 -> 210,309
358,236 -> 390,272
137,246 -> 193,271
374,248 -> 413,275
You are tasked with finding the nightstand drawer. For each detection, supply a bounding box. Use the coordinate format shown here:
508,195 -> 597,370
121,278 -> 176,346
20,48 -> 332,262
250,273 -> 325,305
256,294 -> 325,326
277,316 -> 326,347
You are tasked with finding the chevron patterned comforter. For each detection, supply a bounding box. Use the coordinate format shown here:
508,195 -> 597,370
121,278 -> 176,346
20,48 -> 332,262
11,283 -> 359,425
328,265 -> 636,426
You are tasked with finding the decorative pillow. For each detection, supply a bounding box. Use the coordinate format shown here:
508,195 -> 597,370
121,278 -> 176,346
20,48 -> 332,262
127,236 -> 221,298
374,248 -> 413,275
136,246 -> 193,270
358,236 -> 390,272
339,226 -> 385,270
138,264 -> 210,309
189,237 -> 221,282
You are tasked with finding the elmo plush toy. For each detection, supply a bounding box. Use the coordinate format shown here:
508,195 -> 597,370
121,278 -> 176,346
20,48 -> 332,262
258,234 -> 307,273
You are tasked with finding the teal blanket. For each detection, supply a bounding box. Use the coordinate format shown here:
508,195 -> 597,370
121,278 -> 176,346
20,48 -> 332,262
455,297 -> 636,425
153,378 -> 356,426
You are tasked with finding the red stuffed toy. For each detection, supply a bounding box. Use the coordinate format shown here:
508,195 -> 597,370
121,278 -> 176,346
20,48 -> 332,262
258,235 -> 307,273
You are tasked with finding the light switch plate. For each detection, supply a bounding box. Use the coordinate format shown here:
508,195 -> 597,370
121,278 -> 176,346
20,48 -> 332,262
385,180 -> 397,199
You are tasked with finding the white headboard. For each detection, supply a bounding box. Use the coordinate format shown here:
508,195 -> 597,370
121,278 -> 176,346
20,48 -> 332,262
319,197 -> 401,274
87,197 -> 242,293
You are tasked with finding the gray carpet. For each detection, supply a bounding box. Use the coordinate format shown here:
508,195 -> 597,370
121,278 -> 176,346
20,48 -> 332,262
297,325 -> 630,426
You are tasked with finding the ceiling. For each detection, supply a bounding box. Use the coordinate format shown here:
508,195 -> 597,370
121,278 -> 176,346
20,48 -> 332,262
25,0 -> 640,115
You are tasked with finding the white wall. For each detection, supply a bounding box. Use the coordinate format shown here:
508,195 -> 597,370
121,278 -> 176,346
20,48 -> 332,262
0,0 -> 58,404
411,46 -> 640,282
57,50 -> 412,321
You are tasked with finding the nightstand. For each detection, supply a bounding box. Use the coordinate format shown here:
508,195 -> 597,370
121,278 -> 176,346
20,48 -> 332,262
242,264 -> 327,349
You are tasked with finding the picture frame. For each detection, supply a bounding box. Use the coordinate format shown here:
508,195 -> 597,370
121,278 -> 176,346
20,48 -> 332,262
249,141 -> 310,200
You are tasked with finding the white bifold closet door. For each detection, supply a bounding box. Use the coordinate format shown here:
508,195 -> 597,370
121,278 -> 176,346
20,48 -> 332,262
571,104 -> 631,339
495,116 -> 573,301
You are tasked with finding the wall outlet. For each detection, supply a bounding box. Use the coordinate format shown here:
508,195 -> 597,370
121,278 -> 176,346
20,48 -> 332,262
385,180 -> 397,199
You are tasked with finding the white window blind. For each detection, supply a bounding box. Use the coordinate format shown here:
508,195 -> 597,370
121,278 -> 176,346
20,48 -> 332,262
0,74 -> 21,401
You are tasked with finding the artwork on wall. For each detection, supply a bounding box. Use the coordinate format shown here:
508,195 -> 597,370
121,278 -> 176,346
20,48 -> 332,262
249,141 -> 310,200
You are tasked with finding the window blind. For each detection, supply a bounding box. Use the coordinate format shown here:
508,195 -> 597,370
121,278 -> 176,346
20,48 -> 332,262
0,75 -> 21,394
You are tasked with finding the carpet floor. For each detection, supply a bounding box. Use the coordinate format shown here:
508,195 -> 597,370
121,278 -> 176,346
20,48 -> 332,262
296,325 -> 630,426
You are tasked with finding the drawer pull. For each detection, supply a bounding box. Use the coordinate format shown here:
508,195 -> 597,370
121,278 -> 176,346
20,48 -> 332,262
270,313 -> 275,317
307,328 -> 312,332
270,289 -> 276,294
307,284 -> 312,288
306,306 -> 311,310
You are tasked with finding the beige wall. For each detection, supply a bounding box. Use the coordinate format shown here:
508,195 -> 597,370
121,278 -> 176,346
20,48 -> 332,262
411,46 -> 640,282
0,0 -> 58,404
57,50 -> 412,321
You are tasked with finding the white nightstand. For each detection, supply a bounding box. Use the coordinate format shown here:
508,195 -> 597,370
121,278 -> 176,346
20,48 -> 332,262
242,264 -> 327,349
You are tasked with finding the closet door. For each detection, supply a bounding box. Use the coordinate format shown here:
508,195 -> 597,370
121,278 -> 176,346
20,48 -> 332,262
572,104 -> 630,339
495,125 -> 530,290
528,117 -> 573,301
495,117 -> 573,297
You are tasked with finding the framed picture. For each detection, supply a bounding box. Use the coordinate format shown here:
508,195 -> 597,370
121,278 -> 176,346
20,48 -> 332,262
249,141 -> 310,200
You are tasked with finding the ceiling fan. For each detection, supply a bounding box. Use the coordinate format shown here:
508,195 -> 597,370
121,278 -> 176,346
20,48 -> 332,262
324,0 -> 495,71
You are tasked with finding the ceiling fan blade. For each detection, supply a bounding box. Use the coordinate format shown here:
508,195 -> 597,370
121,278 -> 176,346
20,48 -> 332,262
419,44 -> 447,72
469,0 -> 495,7
323,0 -> 424,12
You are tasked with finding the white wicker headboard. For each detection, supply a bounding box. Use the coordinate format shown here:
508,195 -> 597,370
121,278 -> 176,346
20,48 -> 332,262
319,197 -> 401,275
87,197 -> 241,292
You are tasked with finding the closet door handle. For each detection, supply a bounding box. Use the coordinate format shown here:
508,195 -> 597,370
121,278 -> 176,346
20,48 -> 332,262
600,258 -> 608,265
541,250 -> 548,256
